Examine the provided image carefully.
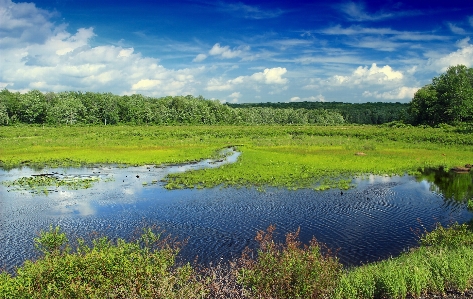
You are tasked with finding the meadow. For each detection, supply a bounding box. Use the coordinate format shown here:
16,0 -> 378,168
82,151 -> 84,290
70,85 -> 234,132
1,123 -> 473,298
2,124 -> 473,190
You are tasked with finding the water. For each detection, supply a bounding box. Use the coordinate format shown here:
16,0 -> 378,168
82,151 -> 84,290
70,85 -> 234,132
1,150 -> 472,273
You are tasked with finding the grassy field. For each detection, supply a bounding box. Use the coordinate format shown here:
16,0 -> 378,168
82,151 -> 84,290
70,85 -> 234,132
1,124 -> 473,190
1,124 -> 473,298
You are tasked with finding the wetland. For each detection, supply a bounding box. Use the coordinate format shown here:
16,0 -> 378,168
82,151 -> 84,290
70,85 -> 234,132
1,124 -> 473,298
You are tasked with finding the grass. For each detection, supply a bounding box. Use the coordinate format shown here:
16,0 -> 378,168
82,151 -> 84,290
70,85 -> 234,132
2,124 -> 473,190
2,124 -> 473,298
334,223 -> 473,299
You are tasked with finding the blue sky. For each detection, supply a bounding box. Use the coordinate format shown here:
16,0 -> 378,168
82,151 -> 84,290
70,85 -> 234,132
1,0 -> 473,103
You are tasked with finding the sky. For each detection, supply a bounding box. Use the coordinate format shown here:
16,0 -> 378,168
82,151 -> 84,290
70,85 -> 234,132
1,0 -> 473,103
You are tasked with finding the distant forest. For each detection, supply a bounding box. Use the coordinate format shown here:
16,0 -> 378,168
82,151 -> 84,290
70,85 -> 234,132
0,89 -> 407,126
227,101 -> 408,125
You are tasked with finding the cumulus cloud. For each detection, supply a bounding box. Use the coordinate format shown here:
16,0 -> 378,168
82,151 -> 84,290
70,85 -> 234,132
251,67 -> 288,84
228,91 -> 241,103
363,86 -> 419,100
0,0 -> 205,96
318,63 -> 403,87
427,37 -> 473,72
208,43 -> 250,59
205,67 -> 288,91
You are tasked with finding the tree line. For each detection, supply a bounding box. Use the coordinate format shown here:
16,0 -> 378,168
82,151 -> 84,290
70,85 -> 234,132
0,90 -> 345,126
227,101 -> 408,125
1,64 -> 470,127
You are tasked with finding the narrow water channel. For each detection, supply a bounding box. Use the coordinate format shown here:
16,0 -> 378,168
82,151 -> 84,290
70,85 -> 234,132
1,149 -> 472,273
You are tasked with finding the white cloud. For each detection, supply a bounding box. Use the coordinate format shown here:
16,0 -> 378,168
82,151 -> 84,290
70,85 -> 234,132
290,95 -> 325,102
363,86 -> 419,100
322,63 -> 403,87
209,43 -> 243,59
427,38 -> 473,72
205,67 -> 288,91
131,79 -> 162,90
0,0 -> 58,48
448,23 -> 466,34
251,67 -> 288,84
193,53 -> 207,62
469,16 -> 473,27
228,91 -> 241,103
0,0 -> 205,96
206,78 -> 232,91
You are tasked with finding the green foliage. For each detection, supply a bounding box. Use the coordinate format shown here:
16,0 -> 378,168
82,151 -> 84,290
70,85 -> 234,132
334,223 -> 473,299
409,65 -> 473,126
2,224 -> 473,298
1,227 -> 206,299
416,167 -> 473,201
34,225 -> 69,256
237,225 -> 342,298
0,90 -> 347,126
228,101 -> 408,125
2,175 -> 102,194
420,223 -> 473,248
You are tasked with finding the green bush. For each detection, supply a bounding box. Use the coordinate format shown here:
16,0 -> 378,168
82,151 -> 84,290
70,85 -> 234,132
236,225 -> 342,298
0,227 -> 206,299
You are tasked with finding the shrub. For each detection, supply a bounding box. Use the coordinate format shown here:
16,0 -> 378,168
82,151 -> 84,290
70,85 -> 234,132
236,225 -> 342,298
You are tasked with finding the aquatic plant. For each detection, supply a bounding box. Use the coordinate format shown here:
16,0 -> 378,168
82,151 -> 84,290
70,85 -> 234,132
2,174 -> 104,194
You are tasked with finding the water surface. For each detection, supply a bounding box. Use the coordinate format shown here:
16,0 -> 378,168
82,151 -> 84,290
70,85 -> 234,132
1,153 -> 472,273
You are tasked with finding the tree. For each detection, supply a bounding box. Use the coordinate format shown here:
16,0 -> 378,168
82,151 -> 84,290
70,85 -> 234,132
409,65 -> 473,125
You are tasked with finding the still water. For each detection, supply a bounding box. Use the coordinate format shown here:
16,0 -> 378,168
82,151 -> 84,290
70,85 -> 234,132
1,150 -> 472,273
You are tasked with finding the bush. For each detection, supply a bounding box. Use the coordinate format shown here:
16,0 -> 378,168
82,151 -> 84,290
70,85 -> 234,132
0,227 -> 207,299
236,225 -> 342,298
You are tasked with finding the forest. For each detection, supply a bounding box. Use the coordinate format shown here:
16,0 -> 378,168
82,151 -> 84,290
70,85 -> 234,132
0,89 -> 409,126
0,89 -> 345,126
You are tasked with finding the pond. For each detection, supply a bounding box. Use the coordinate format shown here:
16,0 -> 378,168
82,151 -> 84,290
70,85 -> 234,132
1,149 -> 472,273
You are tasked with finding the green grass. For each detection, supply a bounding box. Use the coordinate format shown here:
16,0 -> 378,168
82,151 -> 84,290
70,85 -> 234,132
334,223 -> 473,299
2,124 -> 473,190
2,125 -> 473,298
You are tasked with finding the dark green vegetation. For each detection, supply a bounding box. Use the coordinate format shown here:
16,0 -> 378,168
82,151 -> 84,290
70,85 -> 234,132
417,167 -> 473,201
1,223 -> 473,298
0,89 -> 344,126
409,65 -> 473,126
2,65 -> 473,128
228,101 -> 408,125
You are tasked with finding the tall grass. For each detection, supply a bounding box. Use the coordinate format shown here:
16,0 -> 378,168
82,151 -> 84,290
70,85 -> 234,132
2,223 -> 473,298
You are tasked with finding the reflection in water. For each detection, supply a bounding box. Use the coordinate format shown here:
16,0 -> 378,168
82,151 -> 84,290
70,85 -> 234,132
0,156 -> 472,274
417,167 -> 473,201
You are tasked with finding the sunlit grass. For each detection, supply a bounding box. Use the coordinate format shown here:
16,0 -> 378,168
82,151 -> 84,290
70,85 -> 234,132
2,124 -> 473,190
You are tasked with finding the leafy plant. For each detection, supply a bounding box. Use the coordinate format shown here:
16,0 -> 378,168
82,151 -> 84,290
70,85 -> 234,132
236,225 -> 342,298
